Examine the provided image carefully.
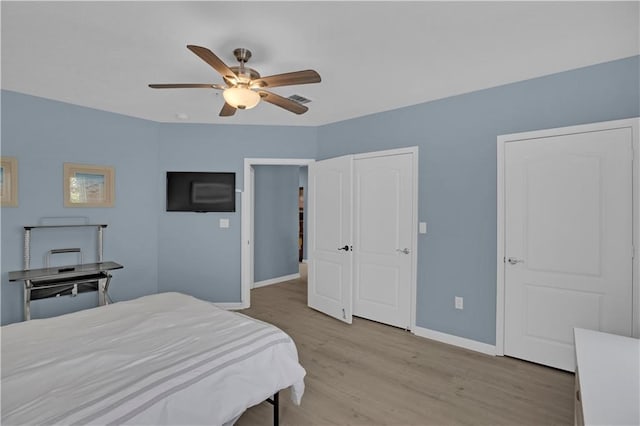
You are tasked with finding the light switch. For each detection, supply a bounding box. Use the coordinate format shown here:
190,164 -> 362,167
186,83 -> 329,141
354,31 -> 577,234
419,222 -> 427,234
219,218 -> 229,228
455,296 -> 464,310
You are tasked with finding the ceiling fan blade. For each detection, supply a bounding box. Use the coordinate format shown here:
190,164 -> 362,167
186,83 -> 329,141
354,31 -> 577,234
251,70 -> 320,89
258,91 -> 308,115
187,45 -> 238,82
219,102 -> 237,117
149,83 -> 225,90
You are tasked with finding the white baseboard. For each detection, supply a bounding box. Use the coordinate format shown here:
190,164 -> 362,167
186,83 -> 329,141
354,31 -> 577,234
253,273 -> 300,289
301,259 -> 308,264
212,302 -> 245,310
412,325 -> 496,356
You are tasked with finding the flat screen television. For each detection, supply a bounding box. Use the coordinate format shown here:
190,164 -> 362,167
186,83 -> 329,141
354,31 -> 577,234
166,172 -> 235,212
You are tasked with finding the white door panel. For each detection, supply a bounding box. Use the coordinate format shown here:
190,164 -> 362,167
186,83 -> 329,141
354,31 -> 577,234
308,156 -> 353,323
525,154 -> 602,275
314,259 -> 344,301
353,153 -> 413,329
504,128 -> 633,371
358,265 -> 399,306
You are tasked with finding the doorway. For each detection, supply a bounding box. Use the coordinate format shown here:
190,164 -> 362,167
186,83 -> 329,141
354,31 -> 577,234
241,158 -> 314,308
251,165 -> 303,289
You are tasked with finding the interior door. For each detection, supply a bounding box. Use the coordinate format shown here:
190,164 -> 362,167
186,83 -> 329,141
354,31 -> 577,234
504,127 -> 633,371
353,153 -> 414,329
308,155 -> 353,323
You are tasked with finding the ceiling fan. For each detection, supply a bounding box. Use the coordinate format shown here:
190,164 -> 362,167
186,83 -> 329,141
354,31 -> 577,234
149,45 -> 321,117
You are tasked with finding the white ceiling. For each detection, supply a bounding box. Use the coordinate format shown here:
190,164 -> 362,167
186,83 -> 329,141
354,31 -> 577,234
2,1 -> 639,127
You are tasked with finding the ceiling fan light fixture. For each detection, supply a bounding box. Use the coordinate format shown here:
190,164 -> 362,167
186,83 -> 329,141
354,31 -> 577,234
223,86 -> 260,110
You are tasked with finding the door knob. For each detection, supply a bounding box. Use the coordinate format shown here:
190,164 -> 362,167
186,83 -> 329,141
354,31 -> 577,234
507,257 -> 524,265
396,248 -> 410,254
338,245 -> 350,251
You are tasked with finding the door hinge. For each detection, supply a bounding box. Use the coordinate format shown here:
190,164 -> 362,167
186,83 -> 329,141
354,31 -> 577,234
342,308 -> 346,319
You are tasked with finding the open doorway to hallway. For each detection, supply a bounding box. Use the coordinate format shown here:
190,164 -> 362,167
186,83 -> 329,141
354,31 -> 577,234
251,165 -> 308,290
241,157 -> 313,308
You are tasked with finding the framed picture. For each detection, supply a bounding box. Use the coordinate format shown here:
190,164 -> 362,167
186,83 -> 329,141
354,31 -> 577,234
0,157 -> 18,207
64,163 -> 114,207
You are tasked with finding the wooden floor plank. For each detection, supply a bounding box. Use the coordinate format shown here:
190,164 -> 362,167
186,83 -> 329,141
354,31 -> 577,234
237,267 -> 573,425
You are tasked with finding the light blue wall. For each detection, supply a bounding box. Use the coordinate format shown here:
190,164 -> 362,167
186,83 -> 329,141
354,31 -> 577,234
299,167 -> 308,260
156,123 -> 316,302
254,166 -> 299,282
1,92 -> 317,323
1,91 -> 160,324
3,56 -> 638,341
317,55 -> 640,344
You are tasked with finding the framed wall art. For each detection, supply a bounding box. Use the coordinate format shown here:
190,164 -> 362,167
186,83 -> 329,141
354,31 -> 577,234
64,163 -> 114,207
0,157 -> 18,207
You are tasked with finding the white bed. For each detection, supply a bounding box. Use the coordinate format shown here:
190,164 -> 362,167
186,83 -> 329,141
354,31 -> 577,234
1,292 -> 306,425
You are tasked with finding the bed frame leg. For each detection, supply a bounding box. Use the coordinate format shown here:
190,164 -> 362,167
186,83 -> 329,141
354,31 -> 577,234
266,391 -> 279,425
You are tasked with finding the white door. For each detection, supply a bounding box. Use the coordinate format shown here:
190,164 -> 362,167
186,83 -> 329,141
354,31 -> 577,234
308,155 -> 353,323
353,153 -> 414,329
504,128 -> 633,371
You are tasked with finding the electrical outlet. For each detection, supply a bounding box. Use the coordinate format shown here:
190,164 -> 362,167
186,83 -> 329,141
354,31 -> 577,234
455,296 -> 464,310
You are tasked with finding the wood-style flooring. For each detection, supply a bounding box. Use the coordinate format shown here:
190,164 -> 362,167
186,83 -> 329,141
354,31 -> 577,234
237,266 -> 574,425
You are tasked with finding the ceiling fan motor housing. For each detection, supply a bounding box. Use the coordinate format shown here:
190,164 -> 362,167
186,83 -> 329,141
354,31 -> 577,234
224,48 -> 260,86
225,67 -> 261,84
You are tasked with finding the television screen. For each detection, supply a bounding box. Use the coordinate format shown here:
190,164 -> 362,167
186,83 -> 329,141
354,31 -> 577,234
167,172 -> 235,212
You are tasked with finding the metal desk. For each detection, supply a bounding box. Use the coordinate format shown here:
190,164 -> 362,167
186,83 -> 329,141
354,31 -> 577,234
9,262 -> 123,320
8,224 -> 123,320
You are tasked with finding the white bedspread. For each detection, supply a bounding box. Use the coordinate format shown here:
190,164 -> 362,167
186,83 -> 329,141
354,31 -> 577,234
1,292 -> 306,425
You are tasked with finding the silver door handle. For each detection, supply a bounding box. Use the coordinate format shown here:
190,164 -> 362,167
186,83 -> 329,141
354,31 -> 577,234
396,248 -> 410,254
507,257 -> 524,265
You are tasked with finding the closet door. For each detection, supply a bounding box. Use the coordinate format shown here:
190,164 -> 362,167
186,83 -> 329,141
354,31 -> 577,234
353,153 -> 414,329
503,127 -> 633,371
307,155 -> 353,323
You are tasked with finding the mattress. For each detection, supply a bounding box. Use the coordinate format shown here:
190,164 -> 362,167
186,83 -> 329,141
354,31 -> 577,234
1,292 -> 306,425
